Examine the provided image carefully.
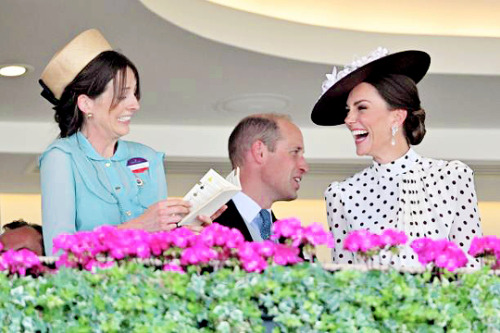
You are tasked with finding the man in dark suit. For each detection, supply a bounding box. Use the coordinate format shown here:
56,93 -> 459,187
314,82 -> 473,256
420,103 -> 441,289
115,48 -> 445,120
215,114 -> 309,241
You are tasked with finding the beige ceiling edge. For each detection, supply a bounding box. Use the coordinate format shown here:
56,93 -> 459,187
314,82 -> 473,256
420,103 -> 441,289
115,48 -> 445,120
140,0 -> 500,76
208,0 -> 500,38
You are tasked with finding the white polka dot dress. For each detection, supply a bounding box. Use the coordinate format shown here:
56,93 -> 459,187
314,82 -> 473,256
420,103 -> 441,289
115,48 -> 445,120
325,148 -> 482,268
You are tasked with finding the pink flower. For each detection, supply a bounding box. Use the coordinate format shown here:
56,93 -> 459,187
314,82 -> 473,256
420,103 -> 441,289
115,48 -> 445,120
236,243 -> 268,272
199,227 -> 216,247
135,242 -> 151,259
469,236 -> 500,269
272,218 -> 302,239
410,238 -> 432,254
435,242 -> 467,271
200,223 -> 236,248
163,263 -> 185,273
411,238 -> 469,271
52,233 -> 74,254
83,259 -> 99,272
55,253 -> 77,269
241,255 -> 267,273
434,242 -> 468,272
180,247 -> 200,265
180,245 -> 217,266
344,230 -> 382,253
149,232 -> 170,256
273,244 -> 302,266
271,218 -> 304,247
96,261 -> 115,270
411,238 -> 445,265
1,249 -> 42,276
237,243 -> 258,260
271,219 -> 334,252
379,229 -> 408,248
0,257 -> 8,271
468,236 -> 500,257
168,228 -> 196,248
303,223 -> 335,247
225,229 -> 245,248
252,241 -> 275,258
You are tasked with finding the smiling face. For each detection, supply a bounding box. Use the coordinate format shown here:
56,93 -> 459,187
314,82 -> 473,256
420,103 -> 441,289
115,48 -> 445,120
345,82 -> 405,161
261,120 -> 309,203
82,66 -> 139,142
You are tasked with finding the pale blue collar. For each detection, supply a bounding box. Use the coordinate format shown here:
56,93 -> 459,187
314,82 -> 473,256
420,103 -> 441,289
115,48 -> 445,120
75,132 -> 129,161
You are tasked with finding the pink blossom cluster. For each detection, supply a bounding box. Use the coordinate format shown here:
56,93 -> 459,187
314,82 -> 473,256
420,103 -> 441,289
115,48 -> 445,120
271,218 -> 335,248
341,229 -> 500,272
468,236 -> 500,269
410,238 -> 468,272
52,221 -> 327,274
53,225 -> 190,271
343,229 -> 408,254
0,248 -> 44,276
54,224 -> 231,271
237,241 -> 302,273
162,262 -> 185,273
379,229 -> 408,248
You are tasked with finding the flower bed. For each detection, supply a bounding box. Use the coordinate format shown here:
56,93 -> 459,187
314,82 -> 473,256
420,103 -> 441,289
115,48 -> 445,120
0,219 -> 499,332
1,263 -> 499,332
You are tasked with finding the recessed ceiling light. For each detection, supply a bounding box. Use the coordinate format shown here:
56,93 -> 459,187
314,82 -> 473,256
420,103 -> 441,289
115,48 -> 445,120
0,64 -> 33,77
215,93 -> 291,114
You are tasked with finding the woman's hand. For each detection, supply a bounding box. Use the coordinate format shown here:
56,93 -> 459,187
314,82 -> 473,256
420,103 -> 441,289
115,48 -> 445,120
120,198 -> 191,232
183,205 -> 228,234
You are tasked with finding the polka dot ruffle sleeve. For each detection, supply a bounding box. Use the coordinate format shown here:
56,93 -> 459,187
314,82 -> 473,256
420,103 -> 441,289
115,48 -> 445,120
446,161 -> 482,267
325,182 -> 355,264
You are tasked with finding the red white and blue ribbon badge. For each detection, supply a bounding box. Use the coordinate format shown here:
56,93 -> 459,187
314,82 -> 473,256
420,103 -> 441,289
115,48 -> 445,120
127,157 -> 149,174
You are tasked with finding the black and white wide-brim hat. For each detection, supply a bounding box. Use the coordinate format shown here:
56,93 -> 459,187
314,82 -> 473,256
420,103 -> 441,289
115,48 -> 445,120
311,47 -> 431,126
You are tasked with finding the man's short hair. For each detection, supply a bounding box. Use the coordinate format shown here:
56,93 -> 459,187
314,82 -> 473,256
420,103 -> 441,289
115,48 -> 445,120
228,113 -> 291,168
3,219 -> 43,236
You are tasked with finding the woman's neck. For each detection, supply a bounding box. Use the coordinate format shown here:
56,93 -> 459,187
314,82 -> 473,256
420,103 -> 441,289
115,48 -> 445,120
80,126 -> 118,159
373,143 -> 410,165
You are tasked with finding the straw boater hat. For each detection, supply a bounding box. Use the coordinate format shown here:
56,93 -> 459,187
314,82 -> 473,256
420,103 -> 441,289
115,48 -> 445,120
311,47 -> 431,126
39,29 -> 112,104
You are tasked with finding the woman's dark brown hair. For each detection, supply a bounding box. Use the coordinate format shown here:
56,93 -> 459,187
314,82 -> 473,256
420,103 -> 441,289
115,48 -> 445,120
366,74 -> 426,145
54,50 -> 140,138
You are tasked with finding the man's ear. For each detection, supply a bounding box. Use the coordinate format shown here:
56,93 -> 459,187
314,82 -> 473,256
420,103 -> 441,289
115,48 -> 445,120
392,109 -> 408,127
250,140 -> 267,165
76,94 -> 93,115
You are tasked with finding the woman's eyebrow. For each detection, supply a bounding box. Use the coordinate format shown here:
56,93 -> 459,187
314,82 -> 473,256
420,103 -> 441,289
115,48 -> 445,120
353,99 -> 369,106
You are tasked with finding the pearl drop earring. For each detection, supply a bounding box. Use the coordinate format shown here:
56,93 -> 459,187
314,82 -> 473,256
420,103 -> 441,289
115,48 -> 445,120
391,125 -> 398,146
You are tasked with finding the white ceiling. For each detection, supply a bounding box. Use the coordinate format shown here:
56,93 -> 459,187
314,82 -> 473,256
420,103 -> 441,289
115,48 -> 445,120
0,0 -> 499,199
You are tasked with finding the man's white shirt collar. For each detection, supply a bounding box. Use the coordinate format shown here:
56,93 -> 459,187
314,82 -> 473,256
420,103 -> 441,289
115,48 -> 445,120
232,192 -> 271,242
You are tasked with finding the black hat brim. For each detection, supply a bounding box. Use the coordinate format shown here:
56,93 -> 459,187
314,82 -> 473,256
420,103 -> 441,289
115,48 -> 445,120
311,50 -> 431,126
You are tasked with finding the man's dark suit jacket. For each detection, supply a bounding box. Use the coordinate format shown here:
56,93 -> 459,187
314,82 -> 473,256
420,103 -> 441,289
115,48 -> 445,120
215,199 -> 277,242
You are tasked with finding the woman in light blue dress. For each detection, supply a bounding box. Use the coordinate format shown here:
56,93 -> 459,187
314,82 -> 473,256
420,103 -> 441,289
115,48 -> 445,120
39,29 -> 219,254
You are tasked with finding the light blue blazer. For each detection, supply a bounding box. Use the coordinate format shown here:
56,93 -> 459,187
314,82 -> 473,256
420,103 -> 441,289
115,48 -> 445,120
39,132 -> 167,255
